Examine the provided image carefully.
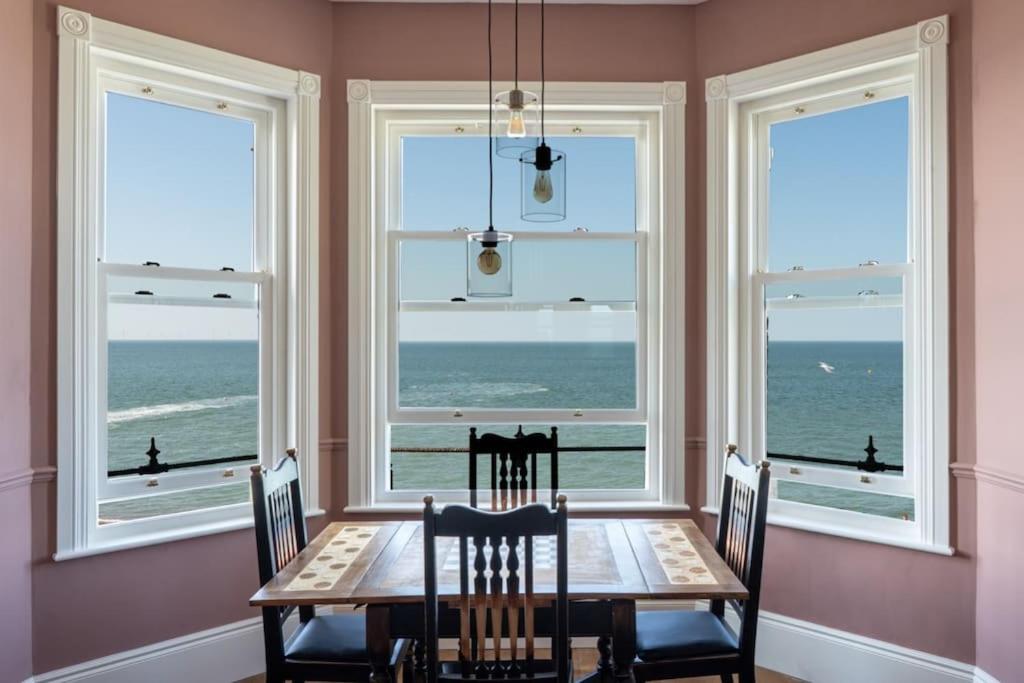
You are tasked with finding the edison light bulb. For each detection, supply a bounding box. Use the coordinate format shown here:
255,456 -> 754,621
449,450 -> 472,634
532,169 -> 553,203
507,110 -> 527,138
477,247 -> 502,275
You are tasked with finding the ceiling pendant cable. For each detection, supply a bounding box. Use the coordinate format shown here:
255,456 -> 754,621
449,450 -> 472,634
467,0 -> 514,297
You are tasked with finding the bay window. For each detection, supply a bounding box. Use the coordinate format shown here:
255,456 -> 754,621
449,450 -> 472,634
705,17 -> 951,551
56,7 -> 320,558
347,81 -> 686,510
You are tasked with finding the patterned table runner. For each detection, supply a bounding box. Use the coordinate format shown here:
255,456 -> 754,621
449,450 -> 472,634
284,525 -> 380,592
642,522 -> 715,585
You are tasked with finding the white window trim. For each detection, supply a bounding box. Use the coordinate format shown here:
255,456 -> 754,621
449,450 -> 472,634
55,6 -> 321,560
704,16 -> 951,554
347,80 -> 687,512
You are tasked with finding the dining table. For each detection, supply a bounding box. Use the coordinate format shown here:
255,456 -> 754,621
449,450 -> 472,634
251,516 -> 748,682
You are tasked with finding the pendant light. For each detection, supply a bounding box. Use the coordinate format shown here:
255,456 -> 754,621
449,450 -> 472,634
467,0 -> 513,298
494,0 -> 539,160
520,0 -> 566,222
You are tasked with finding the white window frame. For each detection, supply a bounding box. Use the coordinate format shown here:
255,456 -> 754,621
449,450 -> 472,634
705,16 -> 951,554
56,6 -> 321,559
347,80 -> 687,512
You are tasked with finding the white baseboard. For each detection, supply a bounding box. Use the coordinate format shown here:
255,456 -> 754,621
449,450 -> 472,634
746,610 -> 981,683
27,607 -> 329,683
973,667 -> 1000,683
29,616 -> 269,683
27,604 -> 996,683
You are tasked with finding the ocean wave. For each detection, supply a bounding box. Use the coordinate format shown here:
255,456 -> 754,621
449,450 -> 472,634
402,382 -> 550,403
107,395 -> 257,425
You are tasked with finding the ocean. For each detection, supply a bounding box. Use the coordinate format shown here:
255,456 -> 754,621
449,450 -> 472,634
103,340 -> 912,521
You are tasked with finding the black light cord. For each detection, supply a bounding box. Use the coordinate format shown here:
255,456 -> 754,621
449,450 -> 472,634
514,0 -> 519,88
540,0 -> 546,143
488,0 -> 494,230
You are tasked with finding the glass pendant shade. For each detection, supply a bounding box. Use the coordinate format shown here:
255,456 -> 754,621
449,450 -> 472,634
520,144 -> 566,222
467,229 -> 513,297
496,134 -> 539,161
494,89 -> 540,159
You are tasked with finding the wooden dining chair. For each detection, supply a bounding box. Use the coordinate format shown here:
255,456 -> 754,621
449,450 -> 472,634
251,450 -> 411,683
632,446 -> 771,683
422,495 -> 572,683
469,426 -> 559,510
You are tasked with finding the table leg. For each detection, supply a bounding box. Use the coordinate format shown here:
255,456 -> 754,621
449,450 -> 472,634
367,604 -> 393,683
611,599 -> 637,683
597,635 -> 614,679
414,638 -> 427,682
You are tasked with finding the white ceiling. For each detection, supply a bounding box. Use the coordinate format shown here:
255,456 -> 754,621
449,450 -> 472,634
330,0 -> 707,4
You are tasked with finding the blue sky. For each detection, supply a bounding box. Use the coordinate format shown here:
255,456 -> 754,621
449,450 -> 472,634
767,96 -> 909,342
105,92 -> 909,343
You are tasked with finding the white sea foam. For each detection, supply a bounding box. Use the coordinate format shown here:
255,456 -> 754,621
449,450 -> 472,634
402,382 -> 550,404
107,395 -> 257,424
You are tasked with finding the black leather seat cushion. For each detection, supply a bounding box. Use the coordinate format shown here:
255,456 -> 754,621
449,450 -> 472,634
636,610 -> 739,661
285,613 -> 368,663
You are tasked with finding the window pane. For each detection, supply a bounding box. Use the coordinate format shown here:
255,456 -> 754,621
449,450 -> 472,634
107,276 -> 259,477
105,92 -> 255,271
400,239 -> 636,303
765,278 -> 904,509
98,482 -> 250,524
767,97 -> 909,271
401,136 -> 636,232
390,424 -> 645,491
398,326 -> 636,410
776,481 -> 914,521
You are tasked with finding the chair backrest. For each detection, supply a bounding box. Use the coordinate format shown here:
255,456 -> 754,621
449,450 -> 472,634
251,450 -> 315,654
423,496 -> 570,683
469,426 -> 559,510
711,445 -> 771,652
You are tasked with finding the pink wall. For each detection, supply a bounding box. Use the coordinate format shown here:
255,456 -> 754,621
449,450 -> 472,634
971,0 -> 1024,678
26,0 -> 334,673
692,0 -> 979,663
0,0 -> 37,679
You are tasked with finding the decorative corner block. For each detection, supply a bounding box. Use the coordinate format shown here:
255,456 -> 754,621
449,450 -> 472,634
918,16 -> 948,47
347,79 -> 371,104
58,6 -> 91,40
298,72 -> 321,98
705,76 -> 728,102
663,81 -> 686,105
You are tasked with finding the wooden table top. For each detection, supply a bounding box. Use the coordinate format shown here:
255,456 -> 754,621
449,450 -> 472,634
251,518 -> 748,607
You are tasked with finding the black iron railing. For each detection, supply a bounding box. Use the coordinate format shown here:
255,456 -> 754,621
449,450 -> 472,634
389,445 -> 645,454
768,435 -> 903,473
388,445 -> 646,489
107,437 -> 257,478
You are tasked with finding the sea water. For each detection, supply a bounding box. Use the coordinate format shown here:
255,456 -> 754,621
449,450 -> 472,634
105,340 -> 910,520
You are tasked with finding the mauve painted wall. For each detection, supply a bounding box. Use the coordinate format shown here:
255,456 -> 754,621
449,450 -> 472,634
0,0 -> 37,679
26,0 -> 334,673
328,2 -> 705,508
692,0 -> 979,664
971,0 -> 1024,678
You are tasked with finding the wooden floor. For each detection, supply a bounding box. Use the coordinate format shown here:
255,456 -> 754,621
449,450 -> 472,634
237,647 -> 803,683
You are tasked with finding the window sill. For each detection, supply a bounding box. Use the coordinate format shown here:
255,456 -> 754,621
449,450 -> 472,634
53,507 -> 326,562
700,505 -> 953,556
345,501 -> 690,514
